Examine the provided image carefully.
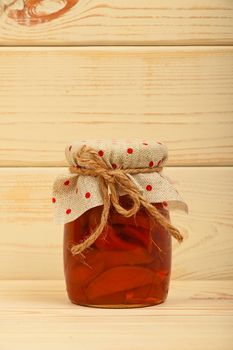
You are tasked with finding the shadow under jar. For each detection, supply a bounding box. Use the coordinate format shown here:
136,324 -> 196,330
64,195 -> 171,308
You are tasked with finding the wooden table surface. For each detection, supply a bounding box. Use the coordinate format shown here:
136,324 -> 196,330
0,280 -> 232,350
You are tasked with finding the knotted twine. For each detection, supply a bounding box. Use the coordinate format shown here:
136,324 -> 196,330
68,145 -> 183,256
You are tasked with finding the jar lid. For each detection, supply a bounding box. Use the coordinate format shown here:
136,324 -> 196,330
52,139 -> 188,224
65,139 -> 168,170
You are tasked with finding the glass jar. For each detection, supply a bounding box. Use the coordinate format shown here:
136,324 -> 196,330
63,195 -> 171,308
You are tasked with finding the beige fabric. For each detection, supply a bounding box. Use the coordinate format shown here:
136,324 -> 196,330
52,139 -> 188,224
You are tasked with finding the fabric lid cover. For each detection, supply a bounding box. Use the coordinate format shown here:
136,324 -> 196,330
52,139 -> 188,224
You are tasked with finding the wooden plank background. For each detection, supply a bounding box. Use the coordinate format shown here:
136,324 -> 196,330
0,1 -> 232,282
1,2 -> 233,349
0,46 -> 233,167
0,280 -> 232,350
0,167 -> 232,280
0,0 -> 233,46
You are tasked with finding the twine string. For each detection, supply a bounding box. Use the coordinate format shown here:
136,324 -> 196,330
69,145 -> 183,255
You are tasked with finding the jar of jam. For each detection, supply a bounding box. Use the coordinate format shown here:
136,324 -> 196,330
52,139 -> 187,308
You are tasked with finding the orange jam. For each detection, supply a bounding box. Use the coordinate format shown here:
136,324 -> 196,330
64,195 -> 171,308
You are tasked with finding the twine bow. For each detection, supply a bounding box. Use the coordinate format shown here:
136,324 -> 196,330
69,145 -> 183,255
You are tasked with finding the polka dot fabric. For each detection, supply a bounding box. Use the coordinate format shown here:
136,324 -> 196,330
52,139 -> 188,224
65,139 -> 168,170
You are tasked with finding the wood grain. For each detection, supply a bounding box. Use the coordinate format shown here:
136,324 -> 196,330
0,46 -> 233,167
0,0 -> 233,45
0,167 -> 232,280
0,2 -> 232,346
0,280 -> 232,350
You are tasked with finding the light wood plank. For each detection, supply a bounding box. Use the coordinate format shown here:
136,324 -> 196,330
0,280 -> 232,350
0,167 -> 232,280
0,0 -> 233,45
0,47 -> 233,166
0,280 -> 232,316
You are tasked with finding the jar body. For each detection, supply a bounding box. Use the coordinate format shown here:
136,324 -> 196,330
63,195 -> 171,308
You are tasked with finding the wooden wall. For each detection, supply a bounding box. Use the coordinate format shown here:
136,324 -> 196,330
0,0 -> 232,280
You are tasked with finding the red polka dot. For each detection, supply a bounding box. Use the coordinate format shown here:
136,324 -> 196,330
66,209 -> 71,215
98,150 -> 104,157
111,163 -> 117,169
69,145 -> 72,152
52,197 -> 56,203
64,180 -> 70,186
157,160 -> 162,167
149,161 -> 154,167
127,148 -> 133,154
85,192 -> 91,198
142,142 -> 148,146
163,201 -> 168,207
146,184 -> 152,191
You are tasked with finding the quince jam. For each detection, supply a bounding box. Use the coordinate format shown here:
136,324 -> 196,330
63,195 -> 171,308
